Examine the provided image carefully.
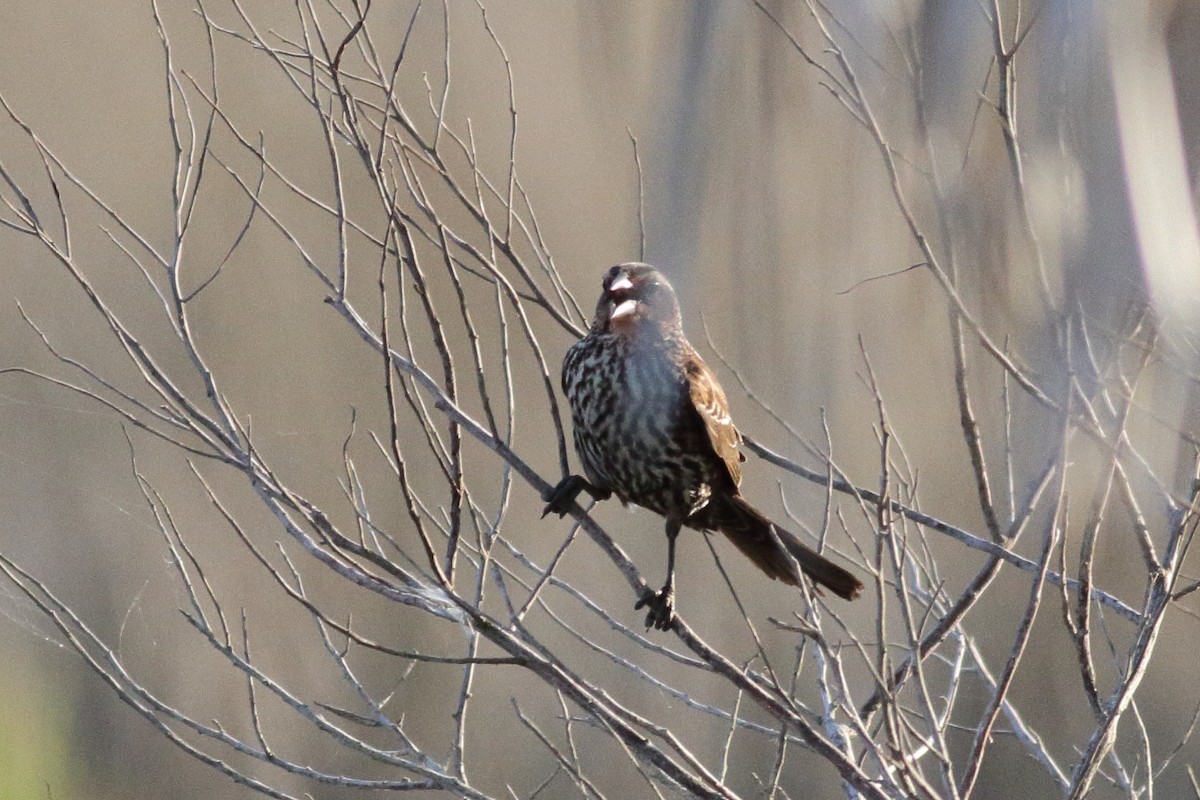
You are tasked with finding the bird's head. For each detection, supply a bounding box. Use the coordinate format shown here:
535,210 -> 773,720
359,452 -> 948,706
593,263 -> 682,336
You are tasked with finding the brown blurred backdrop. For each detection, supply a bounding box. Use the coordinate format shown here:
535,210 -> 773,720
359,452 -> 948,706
2,1 -> 1200,798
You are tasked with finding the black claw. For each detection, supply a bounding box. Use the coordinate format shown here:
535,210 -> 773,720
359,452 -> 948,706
542,475 -> 612,518
542,474 -> 590,518
635,586 -> 676,631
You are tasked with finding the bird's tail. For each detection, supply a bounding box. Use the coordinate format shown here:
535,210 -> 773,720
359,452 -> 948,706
700,494 -> 863,600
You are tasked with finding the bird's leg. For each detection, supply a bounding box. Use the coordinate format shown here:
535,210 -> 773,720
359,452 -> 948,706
541,474 -> 612,518
636,515 -> 681,631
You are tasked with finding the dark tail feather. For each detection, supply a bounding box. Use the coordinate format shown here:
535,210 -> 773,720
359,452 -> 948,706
702,495 -> 863,601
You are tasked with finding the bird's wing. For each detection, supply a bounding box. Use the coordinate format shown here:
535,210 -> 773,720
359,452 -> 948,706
686,354 -> 744,488
561,337 -> 588,395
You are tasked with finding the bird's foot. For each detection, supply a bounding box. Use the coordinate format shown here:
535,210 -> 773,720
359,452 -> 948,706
541,475 -> 590,518
635,585 -> 676,631
542,475 -> 611,518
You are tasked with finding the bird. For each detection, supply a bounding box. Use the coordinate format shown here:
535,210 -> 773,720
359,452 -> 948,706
544,262 -> 862,630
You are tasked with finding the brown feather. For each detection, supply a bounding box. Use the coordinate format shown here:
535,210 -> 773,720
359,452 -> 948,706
698,494 -> 863,600
685,356 -> 743,488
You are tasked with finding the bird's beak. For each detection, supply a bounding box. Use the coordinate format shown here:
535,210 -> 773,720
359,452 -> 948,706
610,298 -> 637,321
608,273 -> 634,293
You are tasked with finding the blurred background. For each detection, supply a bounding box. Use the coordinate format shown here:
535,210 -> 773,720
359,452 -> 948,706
1,1 -> 1199,798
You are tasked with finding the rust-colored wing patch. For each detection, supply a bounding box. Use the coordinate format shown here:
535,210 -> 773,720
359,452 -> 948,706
686,354 -> 744,488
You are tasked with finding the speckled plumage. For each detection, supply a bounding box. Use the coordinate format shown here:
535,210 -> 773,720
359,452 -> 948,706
563,320 -> 724,519
546,263 -> 862,629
